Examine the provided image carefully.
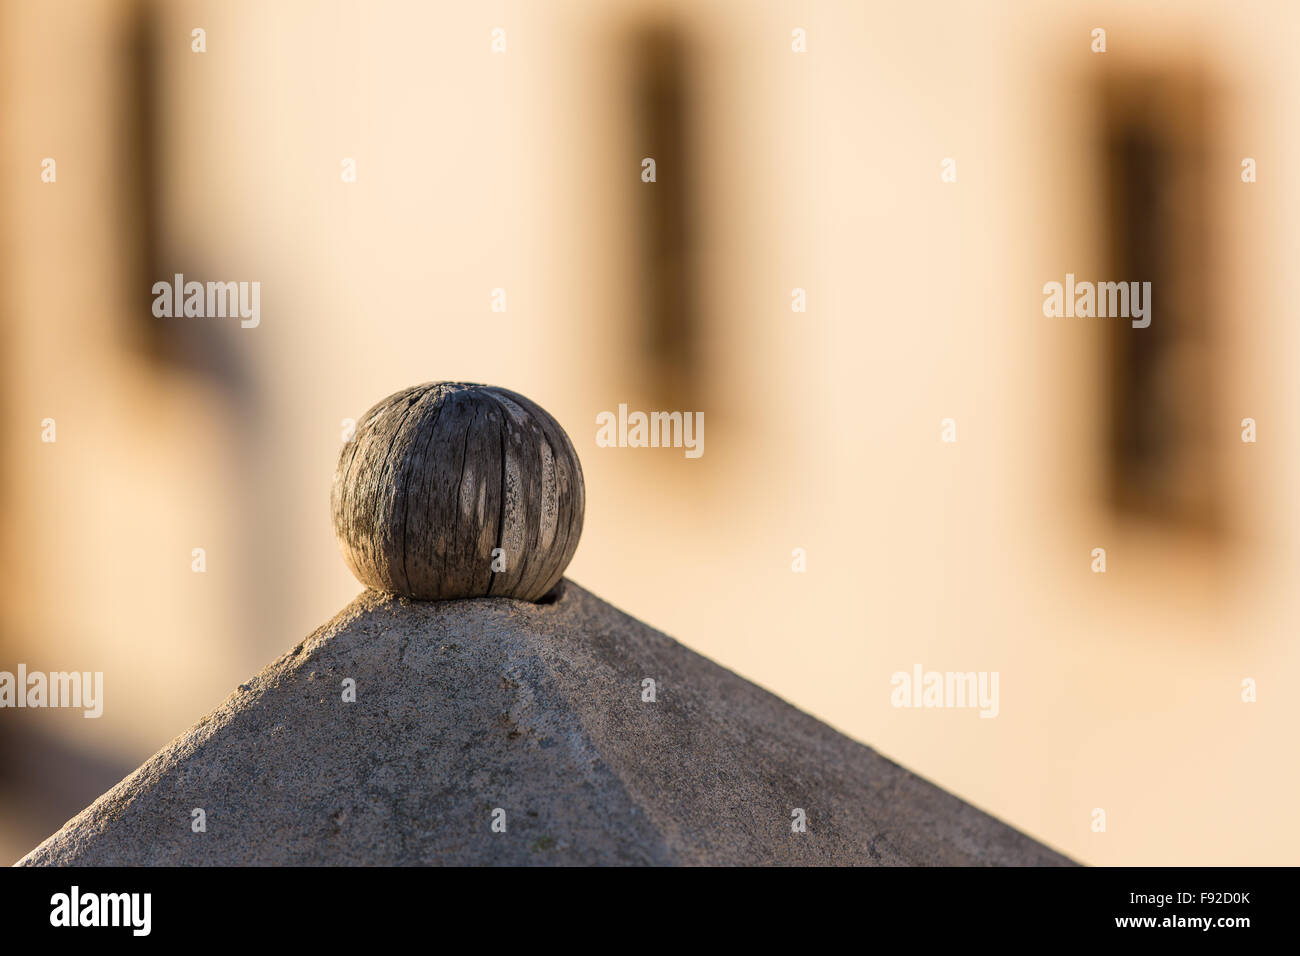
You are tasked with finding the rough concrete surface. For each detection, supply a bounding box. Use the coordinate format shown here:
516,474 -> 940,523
20,581 -> 1073,866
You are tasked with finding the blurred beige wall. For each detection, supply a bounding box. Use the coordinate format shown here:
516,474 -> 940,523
3,0 -> 1297,865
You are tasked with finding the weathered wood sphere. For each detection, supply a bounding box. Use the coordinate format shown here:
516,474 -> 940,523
331,383 -> 585,602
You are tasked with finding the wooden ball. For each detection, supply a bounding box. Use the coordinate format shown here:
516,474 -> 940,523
331,383 -> 585,601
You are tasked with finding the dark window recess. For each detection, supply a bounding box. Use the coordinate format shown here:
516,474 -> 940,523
632,25 -> 699,409
1101,73 -> 1220,530
118,1 -> 248,397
